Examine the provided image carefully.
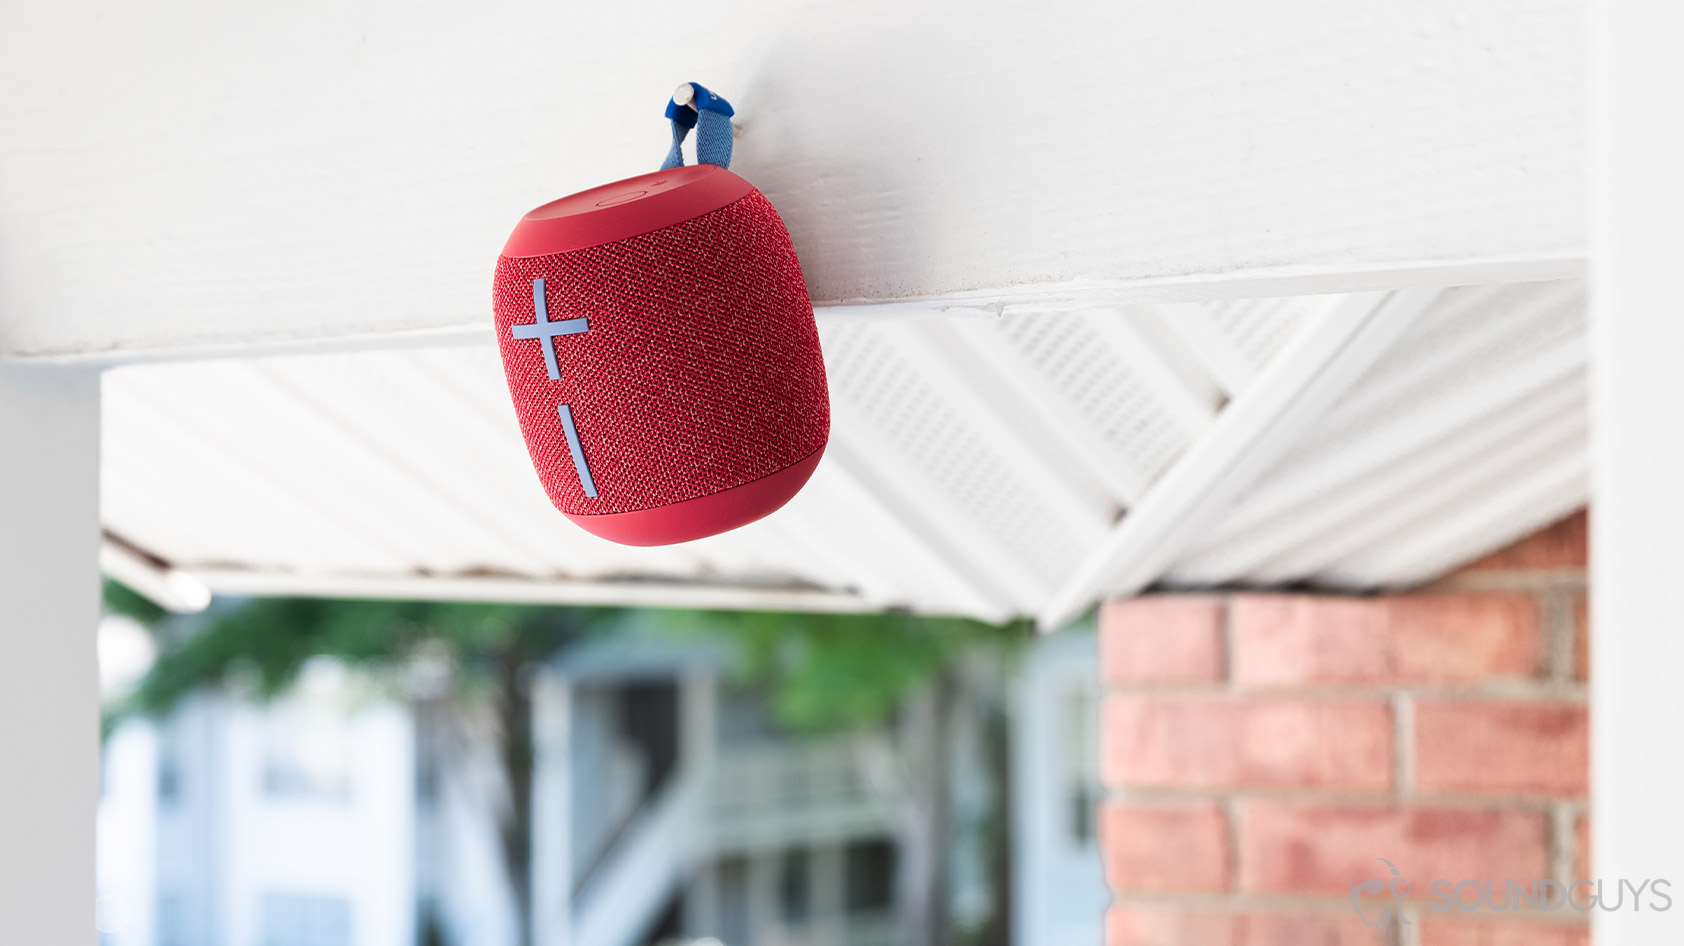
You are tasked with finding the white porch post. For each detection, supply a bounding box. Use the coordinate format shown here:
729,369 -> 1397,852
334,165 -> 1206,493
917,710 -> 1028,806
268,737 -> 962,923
1591,0 -> 1684,940
0,364 -> 101,943
531,672 -> 572,946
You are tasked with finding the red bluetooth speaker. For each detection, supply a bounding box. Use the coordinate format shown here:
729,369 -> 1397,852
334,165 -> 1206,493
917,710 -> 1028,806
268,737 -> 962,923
492,87 -> 828,547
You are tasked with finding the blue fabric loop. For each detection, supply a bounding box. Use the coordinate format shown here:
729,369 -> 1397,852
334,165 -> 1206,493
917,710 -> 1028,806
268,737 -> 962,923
661,82 -> 734,170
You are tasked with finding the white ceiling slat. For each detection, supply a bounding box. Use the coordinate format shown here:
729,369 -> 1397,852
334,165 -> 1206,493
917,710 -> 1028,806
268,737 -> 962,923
912,310 -> 1223,511
821,433 -> 1029,615
259,350 -> 783,582
1019,311 -> 1222,435
231,354 -> 697,581
394,346 -> 700,572
954,310 -> 1225,503
1308,282 -> 1584,443
1170,286 -> 1588,582
1318,449 -> 1590,589
365,347 -> 725,579
803,449 -> 1017,621
665,500 -> 860,593
1170,372 -> 1587,586
212,362 -> 522,572
1373,464 -> 1589,589
888,320 -> 1116,536
767,465 -> 1001,617
910,319 -> 1124,510
248,358 -> 575,570
1177,334 -> 1586,567
1034,288 -> 1441,630
1152,304 -> 1255,397
922,316 -> 1145,508
404,345 -> 534,438
1253,410 -> 1589,586
104,369 -> 415,572
1201,383 -> 1585,586
1152,297 -> 1310,397
821,321 -> 1109,608
101,409 -> 269,567
717,512 -> 885,605
1107,308 -> 1228,413
100,473 -> 245,571
387,353 -> 660,570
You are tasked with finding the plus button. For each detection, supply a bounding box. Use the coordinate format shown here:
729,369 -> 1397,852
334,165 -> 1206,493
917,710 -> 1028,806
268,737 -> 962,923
510,278 -> 588,380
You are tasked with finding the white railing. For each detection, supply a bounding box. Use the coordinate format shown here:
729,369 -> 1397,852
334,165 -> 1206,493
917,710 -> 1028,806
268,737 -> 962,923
846,912 -> 900,946
709,739 -> 891,848
570,770 -> 703,946
571,738 -> 900,946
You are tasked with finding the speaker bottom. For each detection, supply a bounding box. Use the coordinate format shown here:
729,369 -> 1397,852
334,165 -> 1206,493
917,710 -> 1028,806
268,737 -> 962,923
564,446 -> 826,546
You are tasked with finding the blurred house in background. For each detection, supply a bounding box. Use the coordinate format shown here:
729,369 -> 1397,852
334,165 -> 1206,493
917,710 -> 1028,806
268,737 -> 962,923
99,649 -> 420,946
97,623 -> 1104,946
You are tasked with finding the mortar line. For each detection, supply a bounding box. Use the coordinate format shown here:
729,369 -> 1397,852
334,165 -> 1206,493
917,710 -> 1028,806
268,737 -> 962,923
1221,595 -> 1237,692
1541,587 -> 1574,683
1552,802 -> 1578,882
1394,690 -> 1417,801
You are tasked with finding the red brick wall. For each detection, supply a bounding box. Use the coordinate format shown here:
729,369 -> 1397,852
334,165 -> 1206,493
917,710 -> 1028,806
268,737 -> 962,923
1097,511 -> 1590,946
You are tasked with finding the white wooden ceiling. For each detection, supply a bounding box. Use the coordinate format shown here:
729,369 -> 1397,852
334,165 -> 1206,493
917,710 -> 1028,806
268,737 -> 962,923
101,281 -> 1587,626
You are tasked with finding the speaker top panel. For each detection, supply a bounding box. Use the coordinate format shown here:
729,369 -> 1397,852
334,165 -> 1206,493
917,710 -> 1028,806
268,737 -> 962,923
502,165 -> 757,258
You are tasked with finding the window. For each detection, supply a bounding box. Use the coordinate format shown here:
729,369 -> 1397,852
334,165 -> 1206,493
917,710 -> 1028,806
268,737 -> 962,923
1061,682 -> 1101,845
778,848 -> 811,923
716,684 -> 782,744
417,898 -> 446,946
155,891 -> 189,946
260,893 -> 352,946
716,855 -> 751,946
843,839 -> 897,914
156,719 -> 183,806
414,704 -> 441,808
261,701 -> 351,801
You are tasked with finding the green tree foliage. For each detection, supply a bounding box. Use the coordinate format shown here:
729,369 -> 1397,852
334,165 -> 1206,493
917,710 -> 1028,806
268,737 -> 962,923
102,578 -> 167,627
673,609 -> 1027,733
118,597 -> 618,719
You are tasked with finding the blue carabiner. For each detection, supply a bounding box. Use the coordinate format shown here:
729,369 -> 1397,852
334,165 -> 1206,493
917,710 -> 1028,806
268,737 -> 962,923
661,82 -> 735,170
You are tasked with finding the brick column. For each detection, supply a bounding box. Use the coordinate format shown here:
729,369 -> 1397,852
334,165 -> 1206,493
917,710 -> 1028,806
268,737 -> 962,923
1098,511 -> 1591,946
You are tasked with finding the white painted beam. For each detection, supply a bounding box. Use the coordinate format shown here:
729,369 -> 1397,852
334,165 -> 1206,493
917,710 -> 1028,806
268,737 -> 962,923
1590,0 -> 1684,941
0,364 -> 101,944
1,0 -> 1582,362
1035,289 -> 1438,630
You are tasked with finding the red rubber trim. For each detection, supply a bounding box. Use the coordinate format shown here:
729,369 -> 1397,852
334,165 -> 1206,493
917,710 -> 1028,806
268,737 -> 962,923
502,165 -> 757,258
564,445 -> 825,546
